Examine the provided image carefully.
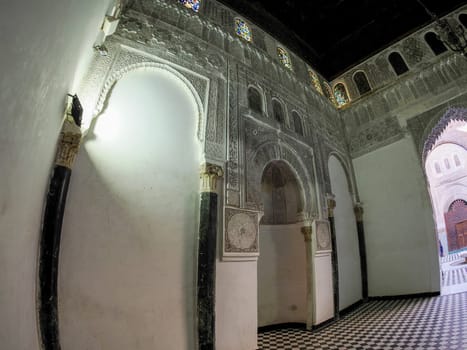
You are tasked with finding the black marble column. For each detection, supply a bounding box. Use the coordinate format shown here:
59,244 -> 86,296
38,95 -> 82,350
39,166 -> 71,350
354,204 -> 368,300
327,197 -> 339,320
197,163 -> 223,350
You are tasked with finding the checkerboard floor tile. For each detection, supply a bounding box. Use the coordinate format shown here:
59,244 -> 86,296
258,292 -> 467,350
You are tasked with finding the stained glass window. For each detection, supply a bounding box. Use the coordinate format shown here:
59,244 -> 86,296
308,70 -> 323,95
277,47 -> 292,70
235,19 -> 252,42
333,83 -> 350,108
179,0 -> 200,12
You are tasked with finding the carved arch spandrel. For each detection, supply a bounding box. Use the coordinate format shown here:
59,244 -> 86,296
244,141 -> 317,218
93,61 -> 207,142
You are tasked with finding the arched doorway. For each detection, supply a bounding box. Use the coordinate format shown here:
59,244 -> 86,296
59,68 -> 202,349
425,142 -> 467,255
257,160 -> 307,327
445,200 -> 467,251
423,109 -> 467,295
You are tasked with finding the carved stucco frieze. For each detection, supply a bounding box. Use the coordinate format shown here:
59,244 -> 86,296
243,117 -> 317,217
77,0 -> 352,217
407,106 -> 467,162
226,63 -> 240,198
400,37 -> 427,67
349,117 -> 403,157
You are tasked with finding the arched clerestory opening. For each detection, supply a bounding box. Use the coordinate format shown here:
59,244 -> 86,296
59,67 -> 202,349
257,160 -> 307,328
423,108 -> 467,295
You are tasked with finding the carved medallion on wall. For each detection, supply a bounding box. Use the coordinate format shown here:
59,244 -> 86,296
223,207 -> 260,261
314,220 -> 332,252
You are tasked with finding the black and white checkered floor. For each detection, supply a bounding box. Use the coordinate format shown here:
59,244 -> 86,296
258,292 -> 467,350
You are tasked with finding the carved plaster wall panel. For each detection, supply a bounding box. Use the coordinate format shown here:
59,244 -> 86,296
223,207 -> 260,261
349,117 -> 403,158
89,41 -> 209,141
79,0 -> 354,225
314,220 -> 332,252
242,117 -> 317,217
407,102 -> 467,162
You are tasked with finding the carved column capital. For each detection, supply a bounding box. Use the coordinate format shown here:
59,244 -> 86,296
301,226 -> 313,242
326,194 -> 336,218
354,203 -> 364,222
55,115 -> 82,169
200,163 -> 223,193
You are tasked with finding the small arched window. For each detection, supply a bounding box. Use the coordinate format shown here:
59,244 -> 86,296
277,47 -> 292,70
333,83 -> 350,108
235,18 -> 252,42
353,71 -> 371,95
248,87 -> 263,113
272,99 -> 284,123
179,0 -> 200,12
424,32 -> 447,56
459,13 -> 467,28
388,52 -> 409,76
454,154 -> 461,167
435,162 -> 441,174
292,111 -> 304,136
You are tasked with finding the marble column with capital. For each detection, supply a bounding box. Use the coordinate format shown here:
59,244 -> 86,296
354,203 -> 368,300
197,163 -> 223,350
326,195 -> 339,320
39,95 -> 83,350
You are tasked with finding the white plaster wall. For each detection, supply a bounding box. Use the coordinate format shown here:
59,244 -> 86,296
59,70 -> 201,349
257,224 -> 307,326
313,253 -> 334,325
216,261 -> 258,350
353,138 -> 440,296
328,156 -> 362,310
0,1 -> 112,348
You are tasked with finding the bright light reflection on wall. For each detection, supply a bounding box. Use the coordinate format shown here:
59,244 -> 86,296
84,69 -> 201,212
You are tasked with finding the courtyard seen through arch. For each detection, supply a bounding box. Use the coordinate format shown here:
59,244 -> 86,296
424,112 -> 467,296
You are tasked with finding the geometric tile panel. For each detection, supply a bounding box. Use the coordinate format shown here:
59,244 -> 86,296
258,293 -> 467,350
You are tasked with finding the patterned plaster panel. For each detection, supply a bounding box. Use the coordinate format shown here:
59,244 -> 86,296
223,207 -> 260,261
78,0 -> 353,225
349,117 -> 403,158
